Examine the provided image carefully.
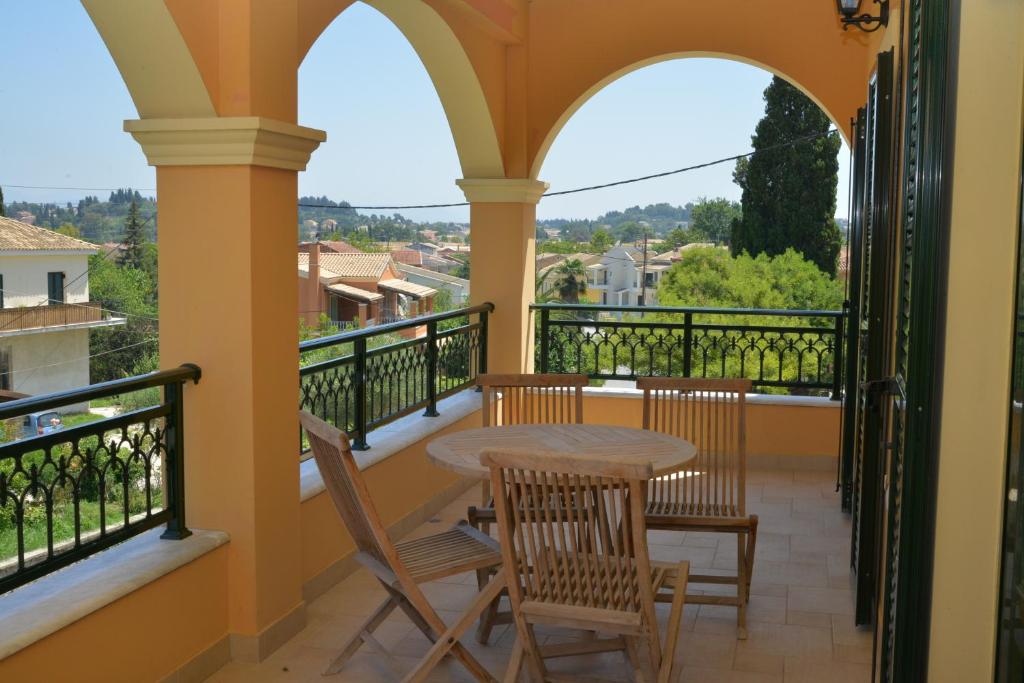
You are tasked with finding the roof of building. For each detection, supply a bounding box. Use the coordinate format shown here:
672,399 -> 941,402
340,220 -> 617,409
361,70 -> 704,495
326,282 -> 384,303
390,249 -> 425,266
0,216 -> 99,253
397,263 -> 470,287
298,252 -> 395,280
652,243 -> 719,262
537,253 -> 602,278
378,278 -> 437,298
298,240 -> 361,254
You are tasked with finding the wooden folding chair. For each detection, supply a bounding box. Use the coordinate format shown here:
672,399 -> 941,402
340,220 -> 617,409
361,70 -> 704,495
471,374 -> 588,530
483,448 -> 689,683
638,377 -> 758,639
468,373 -> 588,644
300,410 -> 505,682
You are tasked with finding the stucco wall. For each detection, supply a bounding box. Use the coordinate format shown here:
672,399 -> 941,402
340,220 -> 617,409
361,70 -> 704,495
0,253 -> 91,307
2,327 -> 91,400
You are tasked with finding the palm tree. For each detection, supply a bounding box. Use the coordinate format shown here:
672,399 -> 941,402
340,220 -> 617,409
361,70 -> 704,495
552,258 -> 588,304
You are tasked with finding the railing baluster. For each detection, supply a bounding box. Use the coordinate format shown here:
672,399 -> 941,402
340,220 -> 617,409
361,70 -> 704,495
423,320 -> 439,417
540,307 -> 550,373
352,336 -> 369,450
683,311 -> 694,378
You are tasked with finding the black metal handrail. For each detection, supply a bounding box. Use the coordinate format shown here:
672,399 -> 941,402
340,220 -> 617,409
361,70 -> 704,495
0,364 -> 201,594
299,303 -> 492,451
532,303 -> 845,398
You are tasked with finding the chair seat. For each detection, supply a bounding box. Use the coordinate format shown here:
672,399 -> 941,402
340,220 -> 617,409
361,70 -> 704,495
396,520 -> 502,583
646,500 -> 746,519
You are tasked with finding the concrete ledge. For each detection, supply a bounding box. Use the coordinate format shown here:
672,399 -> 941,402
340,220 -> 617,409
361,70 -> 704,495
300,388 -> 483,502
0,527 -> 229,661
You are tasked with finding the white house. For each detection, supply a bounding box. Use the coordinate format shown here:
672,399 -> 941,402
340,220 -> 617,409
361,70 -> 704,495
586,244 -> 666,306
0,216 -> 124,402
396,263 -> 470,305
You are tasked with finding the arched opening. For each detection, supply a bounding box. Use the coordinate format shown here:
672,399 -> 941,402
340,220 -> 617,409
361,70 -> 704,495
532,52 -> 851,180
299,0 -> 504,179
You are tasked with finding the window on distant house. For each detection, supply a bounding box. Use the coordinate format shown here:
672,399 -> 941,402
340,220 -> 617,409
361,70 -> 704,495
0,347 -> 12,391
47,272 -> 65,305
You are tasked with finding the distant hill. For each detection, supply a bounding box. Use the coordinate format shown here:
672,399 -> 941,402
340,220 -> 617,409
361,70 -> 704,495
538,202 -> 694,241
4,189 -> 156,244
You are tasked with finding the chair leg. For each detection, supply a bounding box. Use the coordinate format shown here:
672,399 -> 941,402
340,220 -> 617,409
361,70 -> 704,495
480,480 -> 492,536
657,562 -> 688,683
400,569 -> 506,683
736,532 -> 748,641
745,516 -> 758,600
624,636 -> 654,683
323,594 -> 399,675
503,639 -> 525,683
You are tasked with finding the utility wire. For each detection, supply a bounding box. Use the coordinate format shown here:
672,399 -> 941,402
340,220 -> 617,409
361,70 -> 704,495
7,128 -> 838,210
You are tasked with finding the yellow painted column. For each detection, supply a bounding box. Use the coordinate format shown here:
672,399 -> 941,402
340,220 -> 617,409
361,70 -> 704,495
127,117 -> 325,660
457,178 -> 548,373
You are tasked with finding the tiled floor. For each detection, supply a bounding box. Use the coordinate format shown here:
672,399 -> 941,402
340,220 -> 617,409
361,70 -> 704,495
208,469 -> 872,682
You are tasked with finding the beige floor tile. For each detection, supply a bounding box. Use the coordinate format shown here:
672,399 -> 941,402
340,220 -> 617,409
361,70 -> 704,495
678,666 -> 783,682
752,560 -> 829,588
783,656 -> 871,683
733,648 -> 786,675
790,534 -> 850,557
650,543 -> 717,567
676,630 -> 738,670
787,587 -> 855,616
733,622 -> 833,659
785,610 -> 832,628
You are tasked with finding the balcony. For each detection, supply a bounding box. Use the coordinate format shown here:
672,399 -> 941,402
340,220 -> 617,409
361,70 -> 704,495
0,303 -> 859,682
0,302 -> 124,337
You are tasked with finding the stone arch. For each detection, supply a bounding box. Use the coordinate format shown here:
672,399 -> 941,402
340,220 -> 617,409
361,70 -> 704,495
530,52 -> 853,180
81,0 -> 215,118
298,0 -> 505,178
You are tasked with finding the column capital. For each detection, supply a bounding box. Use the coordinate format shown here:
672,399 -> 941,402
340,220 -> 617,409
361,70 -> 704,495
456,178 -> 549,204
124,117 -> 326,171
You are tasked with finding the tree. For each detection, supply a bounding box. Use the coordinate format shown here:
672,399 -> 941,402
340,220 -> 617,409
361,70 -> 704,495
731,77 -> 842,277
690,197 -> 741,244
0,186 -> 5,217
118,201 -> 146,269
56,223 -> 81,238
615,221 -> 651,243
551,259 -> 588,304
589,228 -> 613,254
88,255 -> 158,382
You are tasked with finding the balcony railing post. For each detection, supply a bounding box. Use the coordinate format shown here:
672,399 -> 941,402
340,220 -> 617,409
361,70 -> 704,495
539,307 -> 550,373
476,308 -> 488,390
832,306 -> 847,401
423,319 -> 439,417
683,311 -> 694,378
352,336 -> 369,450
161,376 -> 191,540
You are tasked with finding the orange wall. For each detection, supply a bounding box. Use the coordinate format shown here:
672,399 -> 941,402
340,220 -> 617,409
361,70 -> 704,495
0,547 -> 229,683
582,392 -> 840,458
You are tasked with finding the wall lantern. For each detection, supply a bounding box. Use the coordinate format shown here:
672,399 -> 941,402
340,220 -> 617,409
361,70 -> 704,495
835,0 -> 889,32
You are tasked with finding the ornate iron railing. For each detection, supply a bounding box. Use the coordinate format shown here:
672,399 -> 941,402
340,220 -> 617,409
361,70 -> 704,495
534,303 -> 845,398
299,303 -> 491,452
0,364 -> 201,594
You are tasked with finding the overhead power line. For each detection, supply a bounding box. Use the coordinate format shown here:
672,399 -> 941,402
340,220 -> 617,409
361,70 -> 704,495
2,127 -> 839,211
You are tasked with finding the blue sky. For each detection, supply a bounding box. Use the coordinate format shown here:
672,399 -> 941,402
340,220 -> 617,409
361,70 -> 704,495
0,2 -> 849,223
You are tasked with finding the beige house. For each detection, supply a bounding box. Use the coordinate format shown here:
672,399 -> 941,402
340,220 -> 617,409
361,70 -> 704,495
0,216 -> 124,402
298,243 -> 436,329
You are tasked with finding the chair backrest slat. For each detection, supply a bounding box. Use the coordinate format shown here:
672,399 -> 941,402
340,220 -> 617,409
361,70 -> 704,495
299,410 -> 400,571
477,373 -> 588,427
482,449 -> 657,628
638,377 -> 750,517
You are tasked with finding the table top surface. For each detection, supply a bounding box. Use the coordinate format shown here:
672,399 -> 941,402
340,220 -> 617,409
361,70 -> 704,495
426,423 -> 697,479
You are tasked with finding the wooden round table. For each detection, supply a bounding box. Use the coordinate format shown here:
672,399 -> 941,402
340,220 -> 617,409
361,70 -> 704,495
426,423 -> 696,480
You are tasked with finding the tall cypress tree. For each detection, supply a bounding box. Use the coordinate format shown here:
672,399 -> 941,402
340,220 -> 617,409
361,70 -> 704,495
0,185 -> 5,217
119,200 -> 145,269
731,77 -> 842,277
